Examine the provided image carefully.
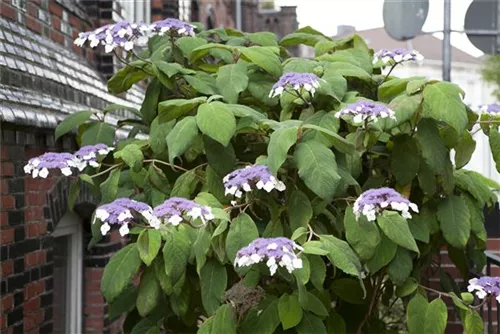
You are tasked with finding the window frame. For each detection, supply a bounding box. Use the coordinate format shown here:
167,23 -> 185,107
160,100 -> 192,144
51,212 -> 83,334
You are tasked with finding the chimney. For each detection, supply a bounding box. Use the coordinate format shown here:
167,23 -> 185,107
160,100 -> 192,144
337,25 -> 356,36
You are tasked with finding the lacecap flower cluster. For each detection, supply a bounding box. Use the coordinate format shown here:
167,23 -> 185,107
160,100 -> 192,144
223,165 -> 286,202
24,144 -> 113,179
235,237 -> 303,275
93,197 -> 214,236
353,187 -> 419,221
335,101 -> 396,124
467,276 -> 500,303
480,103 -> 500,115
374,48 -> 424,65
269,72 -> 321,98
74,18 -> 195,53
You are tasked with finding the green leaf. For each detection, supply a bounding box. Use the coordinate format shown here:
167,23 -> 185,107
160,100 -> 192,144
288,190 -> 313,232
415,118 -> 449,176
190,43 -> 233,62
114,144 -> 144,171
185,72 -> 218,95
101,243 -> 142,302
387,248 -> 413,286
308,255 -> 326,291
366,234 -> 398,273
395,278 -> 418,297
196,102 -> 236,147
211,304 -> 237,334
344,206 -> 381,260
176,36 -> 207,59
377,77 -> 410,103
409,214 -> 430,244
137,230 -> 162,266
455,131 -> 476,169
296,312 -> 327,334
154,60 -> 196,77
68,179 -> 80,212
301,124 -> 354,154
229,104 -> 266,121
298,287 -> 328,317
437,195 -> 471,249
240,298 -> 280,334
391,134 -> 420,185
158,97 -> 207,123
108,285 -> 138,320
167,116 -> 199,163
303,241 -> 329,255
489,128 -> 500,173
136,267 -> 161,316
464,195 -> 487,242
423,298 -> 448,334
194,227 -> 212,274
203,136 -> 236,177
108,61 -> 149,94
407,77 -> 428,95
216,63 -> 249,104
247,31 -> 278,46
324,62 -> 372,82
170,170 -> 199,198
226,213 -> 259,263
163,226 -> 192,285
267,127 -> 298,174
407,293 -> 429,334
55,110 -> 93,139
332,278 -> 366,304
81,122 -> 115,146
303,111 -> 341,146
149,117 -> 174,156
294,141 -> 341,200
100,168 -> 121,203
319,235 -> 362,277
384,93 -> 421,129
278,294 -> 303,330
200,260 -> 228,316
377,211 -> 419,255
464,309 -> 484,334
240,46 -> 282,77
140,78 -> 161,123
423,82 -> 467,133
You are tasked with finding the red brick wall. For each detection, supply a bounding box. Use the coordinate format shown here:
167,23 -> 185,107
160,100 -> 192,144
0,126 -> 125,334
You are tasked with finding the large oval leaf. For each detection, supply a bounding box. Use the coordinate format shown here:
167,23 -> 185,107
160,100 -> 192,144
216,63 -> 249,104
167,116 -> 199,163
267,126 -> 298,174
101,243 -> 142,302
437,195 -> 471,249
196,102 -> 236,147
226,213 -> 259,262
200,260 -> 228,316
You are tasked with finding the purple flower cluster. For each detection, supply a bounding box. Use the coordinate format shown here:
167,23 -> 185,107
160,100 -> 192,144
468,276 -> 500,302
235,237 -> 303,275
74,21 -> 150,53
353,187 -> 418,221
74,18 -> 195,53
223,165 -> 286,201
480,103 -> 500,115
269,72 -> 321,98
335,100 -> 396,124
148,18 -> 195,37
153,197 -> 214,226
24,152 -> 80,178
94,198 -> 159,236
74,144 -> 114,170
374,48 -> 424,65
24,144 -> 114,178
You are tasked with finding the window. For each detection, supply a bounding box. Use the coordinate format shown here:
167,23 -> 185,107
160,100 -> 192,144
52,212 -> 83,334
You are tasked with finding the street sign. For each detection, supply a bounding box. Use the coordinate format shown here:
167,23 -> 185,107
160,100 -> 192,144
465,0 -> 499,55
383,0 -> 429,41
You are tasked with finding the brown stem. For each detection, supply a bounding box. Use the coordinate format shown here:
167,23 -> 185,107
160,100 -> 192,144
357,275 -> 383,334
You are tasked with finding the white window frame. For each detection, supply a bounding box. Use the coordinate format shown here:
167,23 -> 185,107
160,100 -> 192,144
52,212 -> 83,334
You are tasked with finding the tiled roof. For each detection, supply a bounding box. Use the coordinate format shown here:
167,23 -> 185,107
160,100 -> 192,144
338,27 -> 481,64
0,18 -> 145,129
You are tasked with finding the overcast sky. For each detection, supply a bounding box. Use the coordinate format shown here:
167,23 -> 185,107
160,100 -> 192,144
276,0 -> 483,57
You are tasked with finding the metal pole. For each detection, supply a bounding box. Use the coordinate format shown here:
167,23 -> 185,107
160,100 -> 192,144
443,0 -> 451,81
236,0 -> 242,30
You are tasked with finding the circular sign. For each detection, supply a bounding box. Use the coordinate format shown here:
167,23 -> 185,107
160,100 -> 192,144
465,0 -> 498,55
383,0 -> 429,41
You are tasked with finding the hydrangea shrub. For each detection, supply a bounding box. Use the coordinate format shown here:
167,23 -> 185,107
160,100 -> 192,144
37,19 -> 500,333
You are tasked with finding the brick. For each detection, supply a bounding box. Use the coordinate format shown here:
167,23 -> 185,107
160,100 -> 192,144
0,3 -> 16,21
0,180 -> 8,195
52,16 -> 60,30
27,2 -> 37,16
0,314 -> 5,330
0,147 -> 8,161
1,260 -> 13,277
84,293 -> 104,304
48,1 -> 62,16
26,193 -> 45,207
25,223 -> 40,239
1,295 -> 13,313
26,16 -> 42,34
84,317 -> 104,328
23,297 -> 40,314
24,281 -> 44,300
1,195 -> 15,209
85,269 -> 103,281
0,163 -> 13,177
487,238 -> 500,250
1,228 -> 14,244
51,29 -> 64,45
25,207 -> 44,222
24,310 -> 43,331
24,251 -> 42,269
